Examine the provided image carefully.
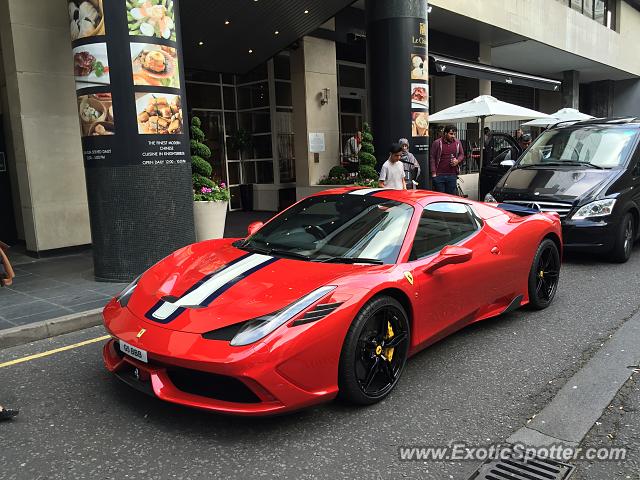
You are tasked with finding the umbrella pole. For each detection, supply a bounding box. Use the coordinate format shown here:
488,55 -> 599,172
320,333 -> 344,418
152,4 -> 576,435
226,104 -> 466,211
477,117 -> 485,200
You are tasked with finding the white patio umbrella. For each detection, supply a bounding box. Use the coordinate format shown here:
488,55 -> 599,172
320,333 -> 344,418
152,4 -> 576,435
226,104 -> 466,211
429,95 -> 553,172
521,107 -> 595,127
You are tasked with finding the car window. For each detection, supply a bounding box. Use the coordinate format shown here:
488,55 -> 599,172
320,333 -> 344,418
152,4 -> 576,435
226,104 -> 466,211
410,202 -> 478,260
519,127 -> 638,168
246,194 -> 414,264
490,136 -> 517,165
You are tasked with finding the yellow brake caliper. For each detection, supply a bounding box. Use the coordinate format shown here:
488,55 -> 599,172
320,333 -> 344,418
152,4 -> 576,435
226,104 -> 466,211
383,321 -> 395,362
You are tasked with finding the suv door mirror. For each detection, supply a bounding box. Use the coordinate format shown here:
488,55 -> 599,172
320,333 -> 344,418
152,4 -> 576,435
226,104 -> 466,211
500,159 -> 516,167
247,221 -> 264,236
425,246 -> 473,274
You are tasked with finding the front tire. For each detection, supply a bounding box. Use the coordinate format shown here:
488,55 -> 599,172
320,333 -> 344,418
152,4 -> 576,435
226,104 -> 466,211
609,212 -> 635,263
527,239 -> 560,310
338,296 -> 410,405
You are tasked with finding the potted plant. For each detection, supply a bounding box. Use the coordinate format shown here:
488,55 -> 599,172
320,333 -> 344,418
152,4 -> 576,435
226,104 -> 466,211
191,116 -> 230,241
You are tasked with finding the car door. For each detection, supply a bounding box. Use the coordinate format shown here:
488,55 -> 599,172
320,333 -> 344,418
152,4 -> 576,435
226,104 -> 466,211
479,134 -> 522,200
406,202 -> 502,346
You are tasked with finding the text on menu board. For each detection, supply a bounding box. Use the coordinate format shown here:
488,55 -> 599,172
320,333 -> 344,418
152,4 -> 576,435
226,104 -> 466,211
141,139 -> 187,166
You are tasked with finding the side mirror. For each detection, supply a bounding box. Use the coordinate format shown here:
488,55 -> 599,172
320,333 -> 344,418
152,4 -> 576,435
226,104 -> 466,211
500,159 -> 516,167
425,246 -> 473,274
247,221 -> 264,236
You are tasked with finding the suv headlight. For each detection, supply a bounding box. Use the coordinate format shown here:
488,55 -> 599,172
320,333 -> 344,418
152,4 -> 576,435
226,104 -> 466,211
571,199 -> 616,220
116,274 -> 142,307
484,192 -> 497,203
230,286 -> 337,346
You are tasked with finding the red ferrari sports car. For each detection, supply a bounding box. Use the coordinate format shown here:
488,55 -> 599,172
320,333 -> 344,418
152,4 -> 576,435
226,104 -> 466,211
102,188 -> 562,415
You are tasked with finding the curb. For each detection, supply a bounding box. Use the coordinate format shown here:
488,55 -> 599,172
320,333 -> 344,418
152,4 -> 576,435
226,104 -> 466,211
0,308 -> 103,349
507,309 -> 640,447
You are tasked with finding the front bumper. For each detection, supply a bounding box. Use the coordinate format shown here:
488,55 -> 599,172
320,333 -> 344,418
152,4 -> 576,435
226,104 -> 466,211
561,218 -> 617,252
102,301 -> 346,416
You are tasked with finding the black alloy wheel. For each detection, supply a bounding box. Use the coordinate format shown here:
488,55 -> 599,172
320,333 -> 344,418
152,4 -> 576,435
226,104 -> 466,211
527,239 -> 560,310
338,296 -> 410,405
610,212 -> 635,263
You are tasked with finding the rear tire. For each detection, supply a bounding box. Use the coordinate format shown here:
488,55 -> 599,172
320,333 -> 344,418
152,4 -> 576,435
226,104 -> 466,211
527,239 -> 560,310
609,212 -> 635,263
338,296 -> 410,405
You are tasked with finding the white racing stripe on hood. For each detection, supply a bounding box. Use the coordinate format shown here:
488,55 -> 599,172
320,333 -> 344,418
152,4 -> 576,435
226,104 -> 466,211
151,253 -> 273,321
349,188 -> 390,196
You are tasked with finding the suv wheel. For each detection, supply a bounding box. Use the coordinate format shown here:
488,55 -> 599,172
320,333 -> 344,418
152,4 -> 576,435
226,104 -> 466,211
610,212 -> 635,263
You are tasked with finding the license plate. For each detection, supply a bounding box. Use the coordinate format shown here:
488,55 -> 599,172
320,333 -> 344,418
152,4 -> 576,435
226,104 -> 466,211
119,339 -> 148,363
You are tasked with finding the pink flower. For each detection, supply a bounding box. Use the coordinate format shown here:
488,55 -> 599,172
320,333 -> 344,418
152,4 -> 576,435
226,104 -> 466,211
220,182 -> 226,188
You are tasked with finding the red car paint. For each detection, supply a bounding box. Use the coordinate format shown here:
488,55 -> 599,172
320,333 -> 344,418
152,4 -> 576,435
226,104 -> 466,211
103,188 -> 562,415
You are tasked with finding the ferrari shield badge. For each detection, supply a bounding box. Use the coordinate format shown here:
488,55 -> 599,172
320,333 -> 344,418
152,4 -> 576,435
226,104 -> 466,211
137,328 -> 146,338
404,271 -> 414,285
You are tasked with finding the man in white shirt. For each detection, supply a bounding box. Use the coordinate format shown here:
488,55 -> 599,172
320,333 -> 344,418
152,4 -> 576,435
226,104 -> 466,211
378,143 -> 407,190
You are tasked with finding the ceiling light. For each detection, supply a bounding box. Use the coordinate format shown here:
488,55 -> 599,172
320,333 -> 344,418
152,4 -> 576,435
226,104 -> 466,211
198,41 -> 204,46
249,49 -> 253,53
224,20 -> 230,25
274,30 -> 279,35
304,10 -> 309,14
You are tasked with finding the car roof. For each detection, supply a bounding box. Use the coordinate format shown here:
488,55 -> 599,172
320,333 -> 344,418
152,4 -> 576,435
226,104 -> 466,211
551,117 -> 640,129
311,187 -> 475,207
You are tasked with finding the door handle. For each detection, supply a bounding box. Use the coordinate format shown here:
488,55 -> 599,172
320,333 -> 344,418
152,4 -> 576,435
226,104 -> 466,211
491,246 -> 500,255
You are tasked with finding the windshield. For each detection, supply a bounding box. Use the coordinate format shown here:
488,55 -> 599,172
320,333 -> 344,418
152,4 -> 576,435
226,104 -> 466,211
239,194 -> 414,264
518,126 -> 637,168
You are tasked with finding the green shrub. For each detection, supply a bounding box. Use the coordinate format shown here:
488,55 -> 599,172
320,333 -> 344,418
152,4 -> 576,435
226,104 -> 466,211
192,155 -> 212,177
191,125 -> 205,143
190,139 -> 211,160
359,165 -> 378,180
359,151 -> 377,168
329,165 -> 348,178
193,173 -> 215,190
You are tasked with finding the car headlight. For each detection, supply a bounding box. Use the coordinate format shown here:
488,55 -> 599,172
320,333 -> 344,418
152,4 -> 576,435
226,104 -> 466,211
484,192 -> 497,203
571,199 -> 616,220
230,286 -> 337,346
116,274 -> 142,308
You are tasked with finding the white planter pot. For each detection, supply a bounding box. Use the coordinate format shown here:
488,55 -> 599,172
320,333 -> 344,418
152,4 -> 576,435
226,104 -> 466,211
193,201 -> 228,241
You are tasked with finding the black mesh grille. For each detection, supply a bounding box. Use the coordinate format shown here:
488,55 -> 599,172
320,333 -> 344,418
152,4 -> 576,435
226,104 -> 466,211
85,165 -> 195,282
166,368 -> 261,403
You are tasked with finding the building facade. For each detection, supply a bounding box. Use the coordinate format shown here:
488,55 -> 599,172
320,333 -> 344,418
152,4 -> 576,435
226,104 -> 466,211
1,0 -> 640,254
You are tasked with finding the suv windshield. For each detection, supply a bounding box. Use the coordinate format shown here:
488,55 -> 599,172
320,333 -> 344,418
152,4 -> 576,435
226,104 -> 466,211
518,126 -> 638,168
238,194 -> 414,264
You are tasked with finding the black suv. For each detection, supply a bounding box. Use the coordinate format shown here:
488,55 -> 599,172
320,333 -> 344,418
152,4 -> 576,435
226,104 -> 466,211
485,118 -> 640,262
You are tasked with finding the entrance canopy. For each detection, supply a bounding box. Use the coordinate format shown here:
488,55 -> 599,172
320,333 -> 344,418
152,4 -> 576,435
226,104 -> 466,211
430,54 -> 561,91
181,0 -> 354,74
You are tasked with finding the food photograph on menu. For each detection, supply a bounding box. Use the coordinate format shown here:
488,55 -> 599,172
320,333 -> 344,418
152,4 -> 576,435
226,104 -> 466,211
411,83 -> 428,109
73,43 -> 110,89
77,93 -> 115,137
127,0 -> 177,40
410,54 -> 428,81
69,0 -> 105,40
135,93 -> 183,135
412,112 -> 429,137
131,43 -> 180,88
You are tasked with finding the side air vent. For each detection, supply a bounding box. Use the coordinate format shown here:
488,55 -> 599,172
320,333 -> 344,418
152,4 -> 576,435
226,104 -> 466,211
292,302 -> 343,326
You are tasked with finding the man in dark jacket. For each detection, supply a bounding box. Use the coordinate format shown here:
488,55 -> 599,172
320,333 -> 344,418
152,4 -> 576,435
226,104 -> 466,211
429,125 -> 465,195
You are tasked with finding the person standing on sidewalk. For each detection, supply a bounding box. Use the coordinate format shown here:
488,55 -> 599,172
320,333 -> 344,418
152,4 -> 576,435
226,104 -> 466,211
429,125 -> 464,195
379,143 -> 406,190
398,138 -> 421,189
0,241 -> 15,287
0,242 -> 19,420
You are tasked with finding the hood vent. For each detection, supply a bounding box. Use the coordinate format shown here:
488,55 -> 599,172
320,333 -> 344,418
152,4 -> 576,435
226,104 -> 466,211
292,302 -> 343,326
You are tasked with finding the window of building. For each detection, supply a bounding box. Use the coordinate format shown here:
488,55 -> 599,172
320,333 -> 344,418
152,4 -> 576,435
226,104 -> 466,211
558,0 -> 616,29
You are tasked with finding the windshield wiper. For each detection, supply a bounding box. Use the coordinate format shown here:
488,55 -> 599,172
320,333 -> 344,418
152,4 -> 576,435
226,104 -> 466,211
560,161 -> 604,170
238,243 -> 312,261
316,256 -> 383,265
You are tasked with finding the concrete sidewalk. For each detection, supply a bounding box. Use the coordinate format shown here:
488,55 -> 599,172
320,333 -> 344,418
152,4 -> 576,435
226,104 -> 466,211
0,210 -> 273,346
